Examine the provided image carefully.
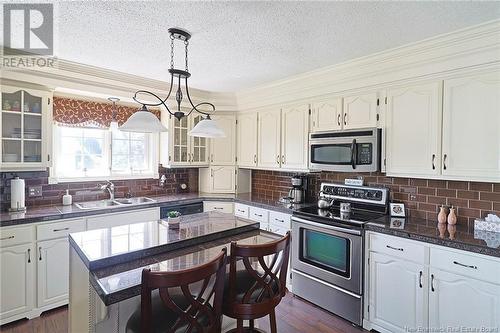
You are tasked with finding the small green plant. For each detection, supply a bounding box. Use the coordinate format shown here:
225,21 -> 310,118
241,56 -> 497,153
167,211 -> 181,218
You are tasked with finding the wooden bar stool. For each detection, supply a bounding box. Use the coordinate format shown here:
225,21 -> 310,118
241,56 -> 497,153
126,248 -> 227,333
223,232 -> 291,333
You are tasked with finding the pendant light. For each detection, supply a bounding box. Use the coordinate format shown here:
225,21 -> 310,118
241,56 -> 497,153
120,104 -> 167,133
108,97 -> 120,132
130,28 -> 224,137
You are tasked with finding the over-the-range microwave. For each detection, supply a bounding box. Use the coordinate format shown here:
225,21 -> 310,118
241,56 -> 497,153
309,128 -> 381,172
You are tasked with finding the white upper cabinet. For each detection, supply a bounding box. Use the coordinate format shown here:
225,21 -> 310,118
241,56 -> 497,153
257,108 -> 281,169
281,104 -> 309,170
385,82 -> 442,177
429,269 -> 500,329
161,113 -> 209,167
311,97 -> 343,132
442,72 -> 500,181
210,114 -> 236,165
237,112 -> 258,168
0,85 -> 52,172
199,166 -> 236,193
343,92 -> 378,130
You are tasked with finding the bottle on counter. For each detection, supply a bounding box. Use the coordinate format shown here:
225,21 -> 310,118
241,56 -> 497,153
63,190 -> 72,206
438,205 -> 448,224
447,206 -> 457,225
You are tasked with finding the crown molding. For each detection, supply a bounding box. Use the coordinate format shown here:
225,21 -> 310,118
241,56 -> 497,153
236,19 -> 500,110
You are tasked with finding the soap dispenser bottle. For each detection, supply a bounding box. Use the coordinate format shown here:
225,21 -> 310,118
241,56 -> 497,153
63,190 -> 72,206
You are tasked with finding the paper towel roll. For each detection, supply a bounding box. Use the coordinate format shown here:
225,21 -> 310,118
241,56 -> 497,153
10,177 -> 26,210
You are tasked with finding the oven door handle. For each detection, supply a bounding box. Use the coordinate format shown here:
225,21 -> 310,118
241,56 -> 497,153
291,216 -> 361,235
351,138 -> 357,169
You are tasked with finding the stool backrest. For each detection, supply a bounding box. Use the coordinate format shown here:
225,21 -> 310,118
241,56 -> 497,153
141,248 -> 227,333
227,232 -> 291,318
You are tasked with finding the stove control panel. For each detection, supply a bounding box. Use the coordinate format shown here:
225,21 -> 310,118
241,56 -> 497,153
320,183 -> 388,206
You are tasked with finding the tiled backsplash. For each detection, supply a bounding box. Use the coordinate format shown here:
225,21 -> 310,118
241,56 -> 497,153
0,166 -> 198,211
252,170 -> 500,226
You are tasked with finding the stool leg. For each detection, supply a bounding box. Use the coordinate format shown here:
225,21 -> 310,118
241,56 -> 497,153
269,309 -> 277,333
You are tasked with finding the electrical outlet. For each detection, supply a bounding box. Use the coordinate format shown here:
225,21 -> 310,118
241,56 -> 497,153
28,185 -> 43,197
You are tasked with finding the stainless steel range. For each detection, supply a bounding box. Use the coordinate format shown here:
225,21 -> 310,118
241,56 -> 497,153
291,182 -> 389,326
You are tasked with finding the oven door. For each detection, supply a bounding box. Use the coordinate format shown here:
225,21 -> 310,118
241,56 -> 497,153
291,216 -> 362,294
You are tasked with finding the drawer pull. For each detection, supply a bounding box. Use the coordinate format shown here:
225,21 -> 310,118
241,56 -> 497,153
0,235 -> 15,241
453,261 -> 477,270
237,209 -> 245,213
431,274 -> 435,292
214,207 -> 224,210
419,271 -> 423,288
275,218 -> 285,223
386,245 -> 404,252
254,213 -> 263,217
53,227 -> 70,232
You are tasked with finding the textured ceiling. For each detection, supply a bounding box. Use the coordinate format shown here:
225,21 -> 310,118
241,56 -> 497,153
51,1 -> 500,92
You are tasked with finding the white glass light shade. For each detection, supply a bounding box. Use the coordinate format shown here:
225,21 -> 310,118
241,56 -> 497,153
188,118 -> 225,138
119,109 -> 167,133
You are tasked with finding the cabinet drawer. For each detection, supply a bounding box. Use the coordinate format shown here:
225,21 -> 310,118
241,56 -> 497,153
203,201 -> 234,214
249,207 -> 269,223
430,247 -> 500,285
269,211 -> 291,230
268,224 -> 289,236
369,232 -> 426,264
37,218 -> 86,241
234,203 -> 249,219
0,225 -> 35,247
87,208 -> 160,230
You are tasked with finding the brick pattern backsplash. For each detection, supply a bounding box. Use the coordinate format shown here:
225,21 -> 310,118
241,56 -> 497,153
0,166 -> 198,211
252,170 -> 500,227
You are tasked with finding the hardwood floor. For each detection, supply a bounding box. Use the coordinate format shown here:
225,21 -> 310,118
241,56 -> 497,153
0,293 -> 366,333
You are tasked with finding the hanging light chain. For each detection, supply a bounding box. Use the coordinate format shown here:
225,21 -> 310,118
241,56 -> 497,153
185,40 -> 189,72
170,34 -> 175,69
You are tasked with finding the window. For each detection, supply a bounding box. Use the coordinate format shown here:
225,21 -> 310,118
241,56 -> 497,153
52,126 -> 157,181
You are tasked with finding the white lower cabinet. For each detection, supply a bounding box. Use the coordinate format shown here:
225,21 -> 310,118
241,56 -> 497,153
366,232 -> 500,332
0,243 -> 35,323
86,207 -> 159,230
203,201 -> 234,214
37,238 -> 70,308
429,268 -> 500,329
368,252 -> 426,333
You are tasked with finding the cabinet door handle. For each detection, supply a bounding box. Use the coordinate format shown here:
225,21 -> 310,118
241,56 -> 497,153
432,154 -> 436,170
443,154 -> 447,170
254,213 -> 263,217
39,246 -> 42,261
254,154 -> 257,164
386,245 -> 404,252
0,235 -> 14,241
431,274 -> 435,292
211,154 -> 214,163
275,218 -> 285,223
281,155 -> 285,165
419,271 -> 423,288
214,207 -> 223,210
276,155 -> 280,165
453,261 -> 477,270
53,227 -> 69,232
343,113 -> 347,126
337,114 -> 341,126
28,248 -> 31,263
237,209 -> 245,213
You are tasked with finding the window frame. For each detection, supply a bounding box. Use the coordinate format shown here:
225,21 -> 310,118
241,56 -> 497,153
50,125 -> 159,183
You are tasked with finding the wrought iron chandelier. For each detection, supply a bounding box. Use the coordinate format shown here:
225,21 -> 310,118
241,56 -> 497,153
121,28 -> 224,137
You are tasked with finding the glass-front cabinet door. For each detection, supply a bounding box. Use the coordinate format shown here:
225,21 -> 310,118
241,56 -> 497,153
0,86 -> 51,171
171,116 -> 189,164
190,114 -> 208,166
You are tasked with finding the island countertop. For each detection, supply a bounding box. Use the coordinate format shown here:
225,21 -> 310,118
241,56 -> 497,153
69,211 -> 260,270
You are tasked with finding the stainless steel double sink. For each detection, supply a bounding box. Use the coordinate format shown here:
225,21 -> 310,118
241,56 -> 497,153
75,197 -> 156,210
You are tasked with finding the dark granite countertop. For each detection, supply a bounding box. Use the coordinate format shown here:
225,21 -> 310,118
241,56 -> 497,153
91,229 -> 279,305
0,192 -> 310,227
366,216 -> 500,258
69,211 -> 259,270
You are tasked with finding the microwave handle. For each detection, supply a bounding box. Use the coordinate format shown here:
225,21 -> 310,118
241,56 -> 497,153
351,139 -> 357,169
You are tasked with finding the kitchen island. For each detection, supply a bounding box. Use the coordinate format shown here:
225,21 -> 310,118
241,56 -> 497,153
68,211 -> 280,333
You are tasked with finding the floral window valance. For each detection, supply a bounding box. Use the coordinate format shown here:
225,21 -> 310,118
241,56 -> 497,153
53,97 -> 160,128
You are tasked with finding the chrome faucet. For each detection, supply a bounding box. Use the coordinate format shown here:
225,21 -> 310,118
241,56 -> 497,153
99,181 -> 115,200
